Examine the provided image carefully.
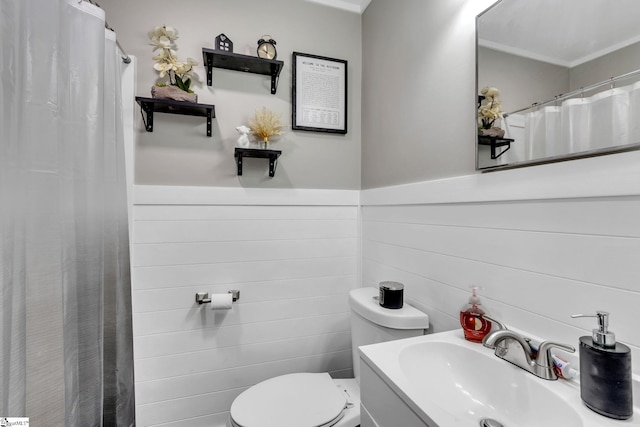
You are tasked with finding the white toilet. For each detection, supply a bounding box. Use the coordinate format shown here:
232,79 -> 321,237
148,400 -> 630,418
228,287 -> 430,427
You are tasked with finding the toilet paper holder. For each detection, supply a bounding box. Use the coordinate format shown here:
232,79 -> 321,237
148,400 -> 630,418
195,290 -> 240,304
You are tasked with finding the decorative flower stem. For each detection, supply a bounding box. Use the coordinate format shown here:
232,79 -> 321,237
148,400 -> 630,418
249,107 -> 284,149
478,86 -> 503,131
148,26 -> 198,93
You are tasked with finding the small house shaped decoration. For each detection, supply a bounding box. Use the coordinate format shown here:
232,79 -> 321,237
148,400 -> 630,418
215,33 -> 233,52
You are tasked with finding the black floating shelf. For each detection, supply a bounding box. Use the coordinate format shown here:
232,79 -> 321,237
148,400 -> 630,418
202,48 -> 284,94
478,135 -> 514,159
234,148 -> 282,177
135,97 -> 216,137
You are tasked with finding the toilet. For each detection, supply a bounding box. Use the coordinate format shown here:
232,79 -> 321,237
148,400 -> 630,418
228,287 -> 430,427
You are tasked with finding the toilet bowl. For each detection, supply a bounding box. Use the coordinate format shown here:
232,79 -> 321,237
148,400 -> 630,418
228,287 -> 430,427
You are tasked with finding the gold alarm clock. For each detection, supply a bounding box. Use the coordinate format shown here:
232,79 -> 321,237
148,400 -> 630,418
257,35 -> 277,60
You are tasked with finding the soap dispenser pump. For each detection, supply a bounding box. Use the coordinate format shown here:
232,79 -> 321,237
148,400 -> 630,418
571,311 -> 632,420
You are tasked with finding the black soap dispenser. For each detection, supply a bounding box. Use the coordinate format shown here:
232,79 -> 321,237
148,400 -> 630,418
571,311 -> 633,420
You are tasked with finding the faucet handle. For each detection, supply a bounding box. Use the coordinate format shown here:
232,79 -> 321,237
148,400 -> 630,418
536,341 -> 575,368
481,314 -> 507,330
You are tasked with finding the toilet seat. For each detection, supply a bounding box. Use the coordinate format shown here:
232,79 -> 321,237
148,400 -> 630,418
229,372 -> 348,427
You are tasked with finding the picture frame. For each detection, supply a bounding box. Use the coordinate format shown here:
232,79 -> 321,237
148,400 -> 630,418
292,52 -> 347,134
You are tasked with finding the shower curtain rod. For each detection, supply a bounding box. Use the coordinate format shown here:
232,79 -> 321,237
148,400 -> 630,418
79,0 -> 131,64
113,35 -> 132,64
504,67 -> 640,117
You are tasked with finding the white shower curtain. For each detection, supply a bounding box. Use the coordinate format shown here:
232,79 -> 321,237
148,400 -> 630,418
589,87 -> 630,151
524,106 -> 561,161
560,97 -> 591,155
628,81 -> 640,145
0,0 -> 134,425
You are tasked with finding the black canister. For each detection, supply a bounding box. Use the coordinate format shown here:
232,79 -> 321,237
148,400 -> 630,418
379,281 -> 404,309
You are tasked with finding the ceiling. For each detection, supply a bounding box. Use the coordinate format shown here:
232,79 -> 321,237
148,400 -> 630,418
478,0 -> 640,67
305,0 -> 371,14
306,0 -> 640,67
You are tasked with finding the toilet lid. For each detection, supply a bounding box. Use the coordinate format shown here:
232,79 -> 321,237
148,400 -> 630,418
230,373 -> 347,427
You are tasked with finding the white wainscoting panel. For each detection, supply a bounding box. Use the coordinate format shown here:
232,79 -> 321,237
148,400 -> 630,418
130,153 -> 640,426
132,186 -> 359,427
361,157 -> 640,378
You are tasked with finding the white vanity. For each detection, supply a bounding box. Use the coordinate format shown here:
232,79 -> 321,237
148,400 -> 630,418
359,329 -> 639,427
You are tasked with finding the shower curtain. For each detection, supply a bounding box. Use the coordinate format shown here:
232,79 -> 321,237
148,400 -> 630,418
0,0 -> 135,425
523,82 -> 638,162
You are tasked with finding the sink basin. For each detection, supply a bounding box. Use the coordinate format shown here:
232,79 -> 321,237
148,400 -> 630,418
398,340 -> 581,427
359,329 -> 638,427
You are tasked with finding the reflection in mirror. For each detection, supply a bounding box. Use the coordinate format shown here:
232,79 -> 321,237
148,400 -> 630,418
476,0 -> 640,170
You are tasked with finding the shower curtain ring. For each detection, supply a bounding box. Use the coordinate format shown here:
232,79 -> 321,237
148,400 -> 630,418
610,77 -> 615,90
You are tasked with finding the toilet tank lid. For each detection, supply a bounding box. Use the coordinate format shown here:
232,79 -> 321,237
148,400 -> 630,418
349,287 -> 429,330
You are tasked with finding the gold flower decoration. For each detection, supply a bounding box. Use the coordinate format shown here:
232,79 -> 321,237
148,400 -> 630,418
249,107 -> 284,143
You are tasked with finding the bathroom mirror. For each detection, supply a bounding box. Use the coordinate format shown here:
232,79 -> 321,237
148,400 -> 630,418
476,0 -> 640,170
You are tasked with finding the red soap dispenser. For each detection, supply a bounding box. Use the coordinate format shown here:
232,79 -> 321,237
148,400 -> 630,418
459,286 -> 492,342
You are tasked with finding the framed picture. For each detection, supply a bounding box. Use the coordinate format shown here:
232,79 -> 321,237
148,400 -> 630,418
292,52 -> 347,134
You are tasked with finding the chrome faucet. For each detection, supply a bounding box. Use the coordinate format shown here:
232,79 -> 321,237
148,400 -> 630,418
481,314 -> 509,356
482,326 -> 575,380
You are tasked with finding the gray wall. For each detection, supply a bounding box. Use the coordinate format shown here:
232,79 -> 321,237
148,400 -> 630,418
571,41 -> 640,91
100,0 -> 362,190
361,0 -> 489,189
361,1 -> 640,189
103,0 -> 640,191
478,47 -> 570,114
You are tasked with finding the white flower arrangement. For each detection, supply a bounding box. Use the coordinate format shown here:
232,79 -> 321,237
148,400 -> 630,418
148,26 -> 198,93
478,86 -> 503,130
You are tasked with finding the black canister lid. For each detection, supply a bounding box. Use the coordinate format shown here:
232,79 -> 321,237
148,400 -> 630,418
379,281 -> 404,291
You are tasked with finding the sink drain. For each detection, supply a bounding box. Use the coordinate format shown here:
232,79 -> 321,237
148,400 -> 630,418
479,418 -> 504,427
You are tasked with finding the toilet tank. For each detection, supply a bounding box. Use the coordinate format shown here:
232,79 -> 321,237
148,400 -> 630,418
349,287 -> 430,380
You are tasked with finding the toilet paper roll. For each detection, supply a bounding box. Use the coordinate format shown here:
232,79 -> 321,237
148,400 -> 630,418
210,293 -> 234,310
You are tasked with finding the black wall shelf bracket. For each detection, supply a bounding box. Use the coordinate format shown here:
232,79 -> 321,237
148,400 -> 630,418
202,48 -> 284,95
270,73 -> 280,95
135,97 -> 216,137
478,135 -> 514,159
234,148 -> 282,177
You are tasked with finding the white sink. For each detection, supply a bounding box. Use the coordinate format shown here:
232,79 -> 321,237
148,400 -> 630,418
398,340 -> 581,426
359,330 -> 639,427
